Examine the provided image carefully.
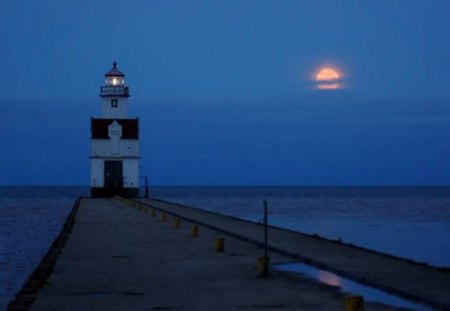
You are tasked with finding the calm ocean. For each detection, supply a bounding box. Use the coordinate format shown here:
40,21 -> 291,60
1,186 -> 450,309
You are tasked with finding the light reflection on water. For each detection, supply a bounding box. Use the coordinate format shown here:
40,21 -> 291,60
318,270 -> 341,287
275,262 -> 434,311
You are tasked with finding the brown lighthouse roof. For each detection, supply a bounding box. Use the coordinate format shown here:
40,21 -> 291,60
105,62 -> 125,77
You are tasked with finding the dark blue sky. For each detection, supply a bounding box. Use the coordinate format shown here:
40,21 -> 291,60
1,1 -> 450,185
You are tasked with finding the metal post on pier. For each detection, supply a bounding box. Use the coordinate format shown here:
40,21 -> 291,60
263,200 -> 269,277
144,177 -> 149,198
140,176 -> 149,198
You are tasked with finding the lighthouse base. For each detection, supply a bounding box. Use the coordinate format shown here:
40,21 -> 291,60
91,187 -> 139,198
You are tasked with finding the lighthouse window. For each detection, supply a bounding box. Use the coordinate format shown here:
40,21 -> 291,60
111,99 -> 118,108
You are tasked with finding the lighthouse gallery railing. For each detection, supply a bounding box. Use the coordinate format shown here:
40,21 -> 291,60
100,85 -> 130,97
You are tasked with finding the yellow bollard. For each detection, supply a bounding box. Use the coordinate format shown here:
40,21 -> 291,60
172,218 -> 181,228
191,224 -> 199,237
143,207 -> 148,213
256,256 -> 271,277
215,237 -> 225,252
160,212 -> 167,222
344,295 -> 364,311
151,208 -> 156,217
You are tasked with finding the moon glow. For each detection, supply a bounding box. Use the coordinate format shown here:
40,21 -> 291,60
315,67 -> 341,90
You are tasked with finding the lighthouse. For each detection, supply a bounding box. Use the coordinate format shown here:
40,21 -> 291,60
90,62 -> 140,197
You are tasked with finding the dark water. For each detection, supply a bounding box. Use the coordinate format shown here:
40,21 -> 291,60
0,186 -> 87,310
1,186 -> 450,309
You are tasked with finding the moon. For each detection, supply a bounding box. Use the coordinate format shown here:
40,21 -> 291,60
315,67 -> 341,90
316,68 -> 340,81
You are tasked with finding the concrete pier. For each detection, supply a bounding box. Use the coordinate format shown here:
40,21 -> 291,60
22,198 -> 450,310
142,198 -> 450,310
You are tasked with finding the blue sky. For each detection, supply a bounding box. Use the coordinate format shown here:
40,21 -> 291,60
1,1 -> 450,185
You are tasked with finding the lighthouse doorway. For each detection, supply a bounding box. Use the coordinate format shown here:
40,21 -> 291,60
104,160 -> 123,196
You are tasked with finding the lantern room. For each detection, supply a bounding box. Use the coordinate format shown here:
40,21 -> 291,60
100,62 -> 129,98
105,62 -> 125,86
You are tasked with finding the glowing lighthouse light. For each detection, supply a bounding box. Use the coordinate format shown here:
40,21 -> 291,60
105,62 -> 125,86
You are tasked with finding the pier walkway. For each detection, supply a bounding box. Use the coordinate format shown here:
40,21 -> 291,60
26,198 -> 450,310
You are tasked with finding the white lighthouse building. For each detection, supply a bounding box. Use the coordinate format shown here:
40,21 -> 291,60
90,62 -> 140,197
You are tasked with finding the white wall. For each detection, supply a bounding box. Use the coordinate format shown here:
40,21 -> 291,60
90,158 -> 104,187
123,159 -> 140,188
92,92 -> 140,189
101,97 -> 128,119
90,139 -> 139,158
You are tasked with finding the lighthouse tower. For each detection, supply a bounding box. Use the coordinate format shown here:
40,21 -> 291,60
90,62 -> 140,197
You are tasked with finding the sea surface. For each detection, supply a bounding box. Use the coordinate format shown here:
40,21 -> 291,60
1,186 -> 450,309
